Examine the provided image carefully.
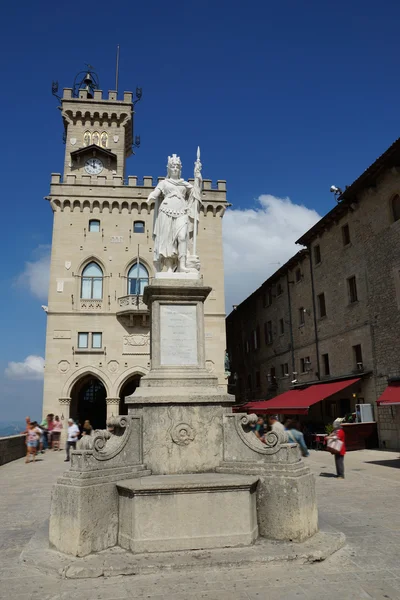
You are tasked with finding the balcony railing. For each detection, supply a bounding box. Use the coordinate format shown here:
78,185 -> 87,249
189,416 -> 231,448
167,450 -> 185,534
117,295 -> 148,315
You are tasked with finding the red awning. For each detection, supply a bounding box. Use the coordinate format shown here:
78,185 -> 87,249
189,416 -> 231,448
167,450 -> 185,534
377,384 -> 400,406
238,378 -> 361,415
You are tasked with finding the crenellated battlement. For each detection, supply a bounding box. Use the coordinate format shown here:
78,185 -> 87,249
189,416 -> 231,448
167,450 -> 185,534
62,88 -> 133,104
50,173 -> 227,191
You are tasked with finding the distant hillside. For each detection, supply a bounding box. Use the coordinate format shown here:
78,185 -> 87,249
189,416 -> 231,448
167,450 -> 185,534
0,422 -> 24,438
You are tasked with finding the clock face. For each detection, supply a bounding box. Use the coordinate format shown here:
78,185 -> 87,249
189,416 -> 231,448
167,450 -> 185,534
84,158 -> 104,175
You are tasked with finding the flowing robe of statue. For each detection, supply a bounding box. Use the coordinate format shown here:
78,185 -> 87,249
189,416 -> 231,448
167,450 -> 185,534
147,153 -> 201,273
152,178 -> 192,265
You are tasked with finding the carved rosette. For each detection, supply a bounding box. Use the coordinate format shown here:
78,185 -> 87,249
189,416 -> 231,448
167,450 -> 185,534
170,423 -> 195,446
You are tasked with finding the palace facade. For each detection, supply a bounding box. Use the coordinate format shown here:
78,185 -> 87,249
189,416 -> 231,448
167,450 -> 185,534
42,82 -> 228,430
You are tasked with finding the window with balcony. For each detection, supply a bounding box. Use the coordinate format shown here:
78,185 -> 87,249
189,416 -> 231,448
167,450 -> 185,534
127,262 -> 149,295
133,221 -> 145,234
88,219 -> 100,232
347,276 -> 358,303
81,262 -> 103,299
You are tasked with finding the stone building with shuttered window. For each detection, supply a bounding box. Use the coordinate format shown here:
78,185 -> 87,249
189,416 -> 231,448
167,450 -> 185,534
227,137 -> 400,449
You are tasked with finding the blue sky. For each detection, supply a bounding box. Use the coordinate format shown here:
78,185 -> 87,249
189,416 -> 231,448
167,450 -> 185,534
1,0 -> 400,422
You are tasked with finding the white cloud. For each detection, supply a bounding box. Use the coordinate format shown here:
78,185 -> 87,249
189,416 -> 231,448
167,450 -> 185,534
16,245 -> 51,300
223,194 -> 321,312
5,355 -> 45,380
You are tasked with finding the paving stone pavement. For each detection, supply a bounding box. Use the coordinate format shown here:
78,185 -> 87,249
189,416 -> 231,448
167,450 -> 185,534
1,447 -> 400,599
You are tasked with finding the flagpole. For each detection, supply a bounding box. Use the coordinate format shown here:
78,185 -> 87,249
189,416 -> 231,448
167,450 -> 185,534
193,146 -> 202,256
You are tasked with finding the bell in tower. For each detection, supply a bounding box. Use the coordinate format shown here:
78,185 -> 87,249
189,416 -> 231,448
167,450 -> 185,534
73,65 -> 100,98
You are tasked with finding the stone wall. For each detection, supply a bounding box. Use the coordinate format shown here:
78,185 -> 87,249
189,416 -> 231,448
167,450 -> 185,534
0,434 -> 25,466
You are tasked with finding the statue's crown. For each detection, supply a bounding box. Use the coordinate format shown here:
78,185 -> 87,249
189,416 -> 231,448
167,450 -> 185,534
167,154 -> 182,167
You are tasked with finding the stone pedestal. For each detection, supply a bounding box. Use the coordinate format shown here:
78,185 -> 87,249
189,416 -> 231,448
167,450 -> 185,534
49,416 -> 150,557
126,278 -> 234,475
217,414 -> 318,542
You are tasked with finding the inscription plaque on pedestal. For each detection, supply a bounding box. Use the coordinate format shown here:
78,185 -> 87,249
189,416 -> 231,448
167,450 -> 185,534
160,305 -> 198,366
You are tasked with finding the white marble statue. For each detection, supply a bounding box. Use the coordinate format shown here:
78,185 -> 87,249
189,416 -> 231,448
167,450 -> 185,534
147,150 -> 202,273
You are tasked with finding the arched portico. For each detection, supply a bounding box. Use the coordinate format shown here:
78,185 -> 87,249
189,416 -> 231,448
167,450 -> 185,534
69,374 -> 107,430
118,373 -> 144,414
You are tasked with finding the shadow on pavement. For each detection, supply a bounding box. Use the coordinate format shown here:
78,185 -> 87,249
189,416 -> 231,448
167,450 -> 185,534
319,473 -> 337,478
364,458 -> 400,469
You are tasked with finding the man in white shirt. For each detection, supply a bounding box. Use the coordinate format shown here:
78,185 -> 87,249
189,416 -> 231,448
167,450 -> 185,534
65,418 -> 80,462
268,415 -> 285,435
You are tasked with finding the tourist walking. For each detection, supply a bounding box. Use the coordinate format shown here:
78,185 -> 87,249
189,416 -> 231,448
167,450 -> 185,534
81,420 -> 93,436
327,418 -> 346,479
65,418 -> 80,462
47,414 -> 54,448
284,419 -> 310,457
25,421 -> 41,463
51,416 -> 63,450
39,415 -> 49,453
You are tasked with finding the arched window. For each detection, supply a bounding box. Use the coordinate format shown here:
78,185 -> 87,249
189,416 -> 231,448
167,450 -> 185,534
127,262 -> 149,295
133,221 -> 145,234
88,219 -> 100,232
83,131 -> 91,147
100,132 -> 108,148
81,262 -> 103,299
392,194 -> 400,222
92,131 -> 100,146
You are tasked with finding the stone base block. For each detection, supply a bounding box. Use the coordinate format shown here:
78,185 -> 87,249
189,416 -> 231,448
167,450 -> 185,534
49,466 -> 150,557
117,473 -> 259,553
218,462 -> 318,542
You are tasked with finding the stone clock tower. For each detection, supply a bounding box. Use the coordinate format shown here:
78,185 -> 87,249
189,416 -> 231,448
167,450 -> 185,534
42,71 -> 229,435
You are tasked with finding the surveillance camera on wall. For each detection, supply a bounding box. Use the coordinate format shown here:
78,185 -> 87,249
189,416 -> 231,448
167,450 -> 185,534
291,379 -> 298,384
330,185 -> 340,193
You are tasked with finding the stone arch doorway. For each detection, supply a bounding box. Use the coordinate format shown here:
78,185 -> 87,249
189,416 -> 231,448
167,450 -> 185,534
70,375 -> 107,430
119,374 -> 142,415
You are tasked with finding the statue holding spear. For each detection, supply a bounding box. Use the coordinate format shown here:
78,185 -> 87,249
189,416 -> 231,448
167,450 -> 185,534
147,148 -> 203,274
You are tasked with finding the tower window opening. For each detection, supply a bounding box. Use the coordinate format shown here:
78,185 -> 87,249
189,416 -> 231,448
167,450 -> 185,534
133,221 -> 145,234
88,219 -> 100,232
